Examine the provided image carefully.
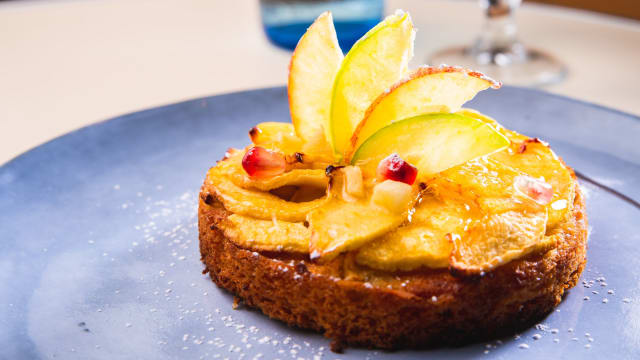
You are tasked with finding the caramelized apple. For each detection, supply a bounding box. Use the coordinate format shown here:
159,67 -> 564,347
342,166 -> 365,199
371,180 -> 415,213
249,122 -> 303,154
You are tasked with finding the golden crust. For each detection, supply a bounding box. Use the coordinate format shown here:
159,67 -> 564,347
198,175 -> 587,349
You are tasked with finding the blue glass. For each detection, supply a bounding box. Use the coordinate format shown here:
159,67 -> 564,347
260,0 -> 383,52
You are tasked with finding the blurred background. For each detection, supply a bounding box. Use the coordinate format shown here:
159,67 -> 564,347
1,0 -> 639,165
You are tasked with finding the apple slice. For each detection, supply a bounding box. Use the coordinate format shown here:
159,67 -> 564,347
288,12 -> 343,151
329,11 -> 415,158
249,122 -> 303,153
350,113 -> 509,179
308,168 -> 417,261
308,197 -> 406,261
449,207 -> 551,275
355,196 -> 461,271
345,66 -> 500,160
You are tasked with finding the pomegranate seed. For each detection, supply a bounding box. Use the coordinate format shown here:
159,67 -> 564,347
514,175 -> 553,205
377,153 -> 418,185
241,146 -> 286,178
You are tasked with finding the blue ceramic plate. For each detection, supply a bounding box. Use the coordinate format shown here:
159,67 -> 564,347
1,87 -> 639,359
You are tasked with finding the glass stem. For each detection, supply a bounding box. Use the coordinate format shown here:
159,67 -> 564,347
472,0 -> 524,65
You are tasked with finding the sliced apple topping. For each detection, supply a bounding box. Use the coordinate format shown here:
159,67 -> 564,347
242,147 -> 287,178
308,198 -> 406,261
355,196 -> 463,271
458,109 -> 575,229
239,169 -> 328,193
206,165 -> 328,222
204,9 -> 576,274
329,11 -> 415,158
371,180 -> 416,214
288,11 -> 343,153
342,165 -> 364,200
216,148 -> 328,192
489,131 -> 574,229
351,113 -> 509,180
308,168 -> 418,262
220,214 -> 311,253
346,66 -> 499,160
377,153 -> 418,185
249,122 -> 303,154
449,207 -> 553,275
300,129 -> 334,161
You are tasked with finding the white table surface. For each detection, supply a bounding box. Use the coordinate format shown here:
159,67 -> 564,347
1,0 -> 640,166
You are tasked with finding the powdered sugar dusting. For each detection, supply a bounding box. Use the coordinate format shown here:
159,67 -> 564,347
28,184 -> 339,359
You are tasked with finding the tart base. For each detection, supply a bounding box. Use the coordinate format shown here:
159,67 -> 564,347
198,183 -> 587,350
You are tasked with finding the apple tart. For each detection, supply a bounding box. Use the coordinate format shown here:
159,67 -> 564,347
199,11 -> 587,350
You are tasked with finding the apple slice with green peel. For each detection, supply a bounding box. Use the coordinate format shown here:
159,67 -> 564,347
345,66 -> 500,161
351,113 -> 510,179
329,11 -> 415,159
288,12 -> 343,150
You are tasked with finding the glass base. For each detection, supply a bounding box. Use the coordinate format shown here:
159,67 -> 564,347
428,46 -> 567,87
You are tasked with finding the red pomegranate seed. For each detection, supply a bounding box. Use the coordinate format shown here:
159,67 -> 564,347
514,175 -> 553,205
241,146 -> 286,178
377,153 -> 418,185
